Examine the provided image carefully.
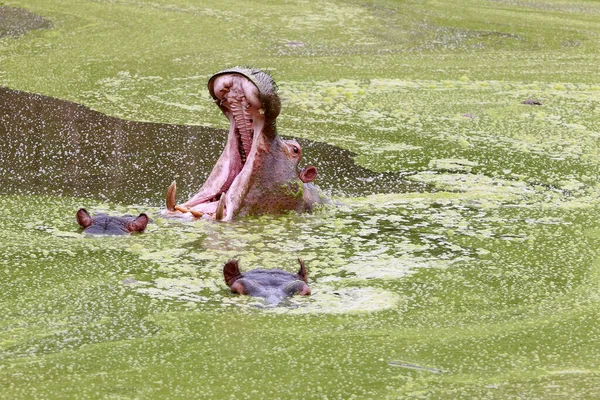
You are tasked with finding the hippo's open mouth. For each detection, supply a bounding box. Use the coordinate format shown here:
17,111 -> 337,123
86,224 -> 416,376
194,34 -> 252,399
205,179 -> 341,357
166,68 -> 279,219
164,67 -> 320,221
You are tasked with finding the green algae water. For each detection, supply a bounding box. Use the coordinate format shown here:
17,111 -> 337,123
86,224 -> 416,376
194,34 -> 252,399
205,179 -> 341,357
2,0 -> 600,398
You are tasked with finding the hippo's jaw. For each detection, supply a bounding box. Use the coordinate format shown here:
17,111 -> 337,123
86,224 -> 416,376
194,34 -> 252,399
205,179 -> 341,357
209,71 -> 274,221
165,69 -> 278,220
164,67 -> 320,221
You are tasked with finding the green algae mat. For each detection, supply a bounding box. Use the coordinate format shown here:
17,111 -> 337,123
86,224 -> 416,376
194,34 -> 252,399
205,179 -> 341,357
2,0 -> 600,398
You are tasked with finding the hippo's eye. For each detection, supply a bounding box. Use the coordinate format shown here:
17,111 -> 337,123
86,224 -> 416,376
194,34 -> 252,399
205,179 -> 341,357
292,146 -> 299,154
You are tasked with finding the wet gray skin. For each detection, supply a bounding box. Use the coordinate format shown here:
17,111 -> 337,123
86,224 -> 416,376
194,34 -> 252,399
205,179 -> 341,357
224,258 -> 311,305
76,208 -> 149,235
163,67 -> 325,221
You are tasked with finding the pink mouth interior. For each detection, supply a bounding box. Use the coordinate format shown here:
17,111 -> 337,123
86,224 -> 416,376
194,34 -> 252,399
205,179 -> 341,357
180,73 -> 266,215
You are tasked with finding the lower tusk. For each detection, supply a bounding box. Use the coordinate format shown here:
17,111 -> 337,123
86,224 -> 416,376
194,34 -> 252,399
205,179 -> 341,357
166,181 -> 177,211
215,194 -> 226,221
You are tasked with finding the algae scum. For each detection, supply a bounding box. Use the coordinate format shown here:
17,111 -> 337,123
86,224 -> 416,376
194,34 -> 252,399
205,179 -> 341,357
2,0 -> 600,398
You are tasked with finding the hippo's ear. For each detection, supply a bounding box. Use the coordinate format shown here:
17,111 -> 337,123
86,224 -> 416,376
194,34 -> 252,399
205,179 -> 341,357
297,258 -> 308,283
299,166 -> 317,183
76,208 -> 93,229
223,259 -> 243,287
128,213 -> 149,233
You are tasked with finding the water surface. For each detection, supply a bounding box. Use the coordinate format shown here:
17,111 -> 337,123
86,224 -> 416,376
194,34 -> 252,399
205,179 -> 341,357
2,0 -> 600,398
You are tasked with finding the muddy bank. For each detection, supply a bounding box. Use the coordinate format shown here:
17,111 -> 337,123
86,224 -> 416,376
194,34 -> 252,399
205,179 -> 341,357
0,87 -> 425,205
0,6 -> 51,38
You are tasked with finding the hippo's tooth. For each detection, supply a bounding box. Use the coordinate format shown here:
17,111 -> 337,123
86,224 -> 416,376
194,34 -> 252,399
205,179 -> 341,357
174,205 -> 190,213
229,96 -> 253,160
166,181 -> 177,211
174,205 -> 202,218
259,108 -> 265,115
189,209 -> 204,218
215,194 -> 226,221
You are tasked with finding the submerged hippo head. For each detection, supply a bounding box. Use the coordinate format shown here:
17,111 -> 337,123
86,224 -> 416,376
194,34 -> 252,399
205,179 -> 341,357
224,258 -> 311,304
76,208 -> 149,235
163,67 -> 323,221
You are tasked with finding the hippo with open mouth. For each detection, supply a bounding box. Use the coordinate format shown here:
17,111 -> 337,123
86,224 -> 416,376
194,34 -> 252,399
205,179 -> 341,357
162,67 -> 323,221
223,258 -> 311,305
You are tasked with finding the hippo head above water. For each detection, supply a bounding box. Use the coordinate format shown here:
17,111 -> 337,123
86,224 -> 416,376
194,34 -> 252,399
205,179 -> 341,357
162,67 -> 323,221
224,258 -> 311,305
76,208 -> 149,235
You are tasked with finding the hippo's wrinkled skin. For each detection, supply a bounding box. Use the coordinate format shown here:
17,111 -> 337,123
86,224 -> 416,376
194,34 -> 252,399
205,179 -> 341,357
224,258 -> 311,304
76,208 -> 149,235
163,67 -> 324,221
